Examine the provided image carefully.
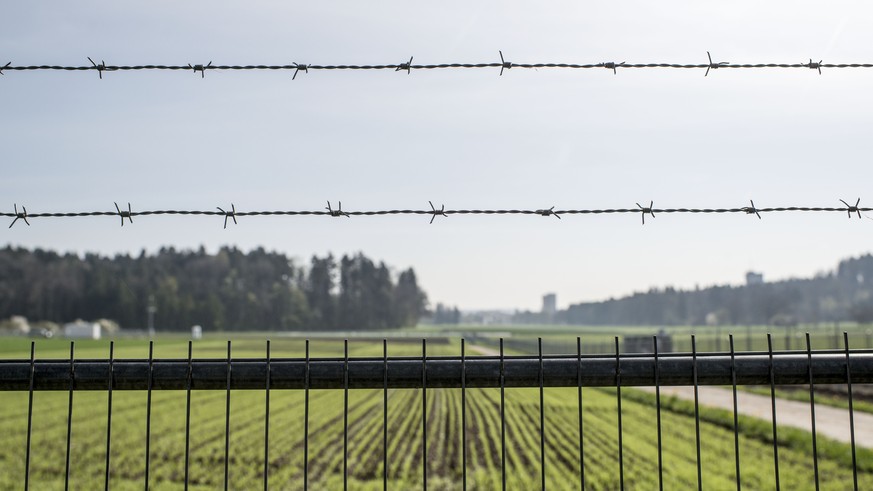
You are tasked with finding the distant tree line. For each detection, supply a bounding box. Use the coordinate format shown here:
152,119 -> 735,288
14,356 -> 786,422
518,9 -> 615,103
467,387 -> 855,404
548,254 -> 873,326
0,246 -> 428,331
431,303 -> 461,324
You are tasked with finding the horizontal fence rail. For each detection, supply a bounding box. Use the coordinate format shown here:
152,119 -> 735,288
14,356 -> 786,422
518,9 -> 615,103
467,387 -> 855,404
1,351 -> 872,391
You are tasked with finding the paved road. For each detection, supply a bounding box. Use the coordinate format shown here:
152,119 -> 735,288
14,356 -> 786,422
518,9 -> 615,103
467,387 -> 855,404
639,385 -> 873,448
467,344 -> 871,448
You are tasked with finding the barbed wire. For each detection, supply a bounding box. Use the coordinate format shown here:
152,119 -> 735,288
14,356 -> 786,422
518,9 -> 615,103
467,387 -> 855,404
2,53 -> 872,79
3,199 -> 870,228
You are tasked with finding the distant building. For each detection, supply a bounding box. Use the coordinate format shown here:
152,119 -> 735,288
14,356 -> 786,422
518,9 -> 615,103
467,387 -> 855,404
64,320 -> 101,340
542,293 -> 557,316
746,271 -> 764,286
460,310 -> 513,325
624,329 -> 673,353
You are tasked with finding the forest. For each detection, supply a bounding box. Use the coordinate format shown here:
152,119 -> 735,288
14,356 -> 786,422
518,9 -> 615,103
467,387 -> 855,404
0,246 -> 427,331
557,254 -> 873,326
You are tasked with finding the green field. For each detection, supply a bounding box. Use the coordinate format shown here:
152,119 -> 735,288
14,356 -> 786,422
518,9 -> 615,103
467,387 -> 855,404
0,336 -> 869,490
430,322 -> 873,355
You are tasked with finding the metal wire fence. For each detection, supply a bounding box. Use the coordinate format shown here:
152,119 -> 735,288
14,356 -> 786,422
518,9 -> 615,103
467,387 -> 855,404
3,198 -> 871,228
2,333 -> 869,490
4,47 -> 871,490
2,53 -> 873,79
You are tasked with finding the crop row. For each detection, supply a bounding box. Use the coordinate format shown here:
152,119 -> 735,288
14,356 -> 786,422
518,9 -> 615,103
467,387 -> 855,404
3,384 -> 873,489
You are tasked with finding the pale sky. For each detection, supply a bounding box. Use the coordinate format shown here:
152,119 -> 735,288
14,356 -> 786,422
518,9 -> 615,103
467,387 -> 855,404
2,1 -> 872,311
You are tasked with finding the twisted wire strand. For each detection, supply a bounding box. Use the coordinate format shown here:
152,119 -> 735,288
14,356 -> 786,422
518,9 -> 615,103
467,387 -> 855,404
3,59 -> 873,75
3,202 -> 871,228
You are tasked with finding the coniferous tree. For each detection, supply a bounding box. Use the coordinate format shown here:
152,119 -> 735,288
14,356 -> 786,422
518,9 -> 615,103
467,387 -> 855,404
0,246 -> 426,331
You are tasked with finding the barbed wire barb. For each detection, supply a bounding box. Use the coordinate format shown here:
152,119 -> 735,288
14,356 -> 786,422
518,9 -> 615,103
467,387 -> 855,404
114,202 -> 133,226
188,61 -> 212,78
601,62 -> 625,75
637,201 -> 655,225
326,201 -> 349,218
217,204 -> 237,229
9,204 -> 29,228
840,198 -> 862,219
537,206 -> 561,219
705,51 -> 729,76
3,198 -> 873,227
428,201 -> 447,224
499,51 -> 511,76
292,63 -> 308,80
743,200 -> 762,219
396,56 -> 413,75
88,57 -> 106,79
7,55 -> 873,78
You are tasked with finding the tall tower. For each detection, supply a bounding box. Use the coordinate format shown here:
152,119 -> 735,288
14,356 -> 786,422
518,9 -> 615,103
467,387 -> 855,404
542,293 -> 557,317
745,271 -> 764,285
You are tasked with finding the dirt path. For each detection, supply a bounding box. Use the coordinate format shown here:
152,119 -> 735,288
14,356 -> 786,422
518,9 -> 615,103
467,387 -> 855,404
468,344 -> 872,448
468,344 -> 500,356
639,385 -> 873,448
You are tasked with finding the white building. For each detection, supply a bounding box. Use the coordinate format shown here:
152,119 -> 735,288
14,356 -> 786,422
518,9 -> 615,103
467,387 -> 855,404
64,320 -> 101,340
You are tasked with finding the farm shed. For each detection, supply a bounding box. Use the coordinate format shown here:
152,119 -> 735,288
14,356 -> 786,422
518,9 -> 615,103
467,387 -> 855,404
63,320 -> 101,340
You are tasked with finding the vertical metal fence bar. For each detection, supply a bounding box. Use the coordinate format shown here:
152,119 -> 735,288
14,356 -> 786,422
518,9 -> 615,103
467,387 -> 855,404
383,339 -> 388,491
264,340 -> 271,491
304,339 -> 310,491
64,341 -> 74,491
184,341 -> 192,491
144,341 -> 154,491
461,338 -> 467,491
653,336 -> 663,491
785,326 -> 791,351
692,335 -> 702,491
615,337 -> 624,491
17,335 -> 873,490
806,333 -> 819,491
577,336 -> 585,491
422,338 -> 428,491
500,338 -> 506,491
343,339 -> 349,491
843,332 -> 858,491
105,341 -> 114,491
224,341 -> 231,491
538,338 -> 546,490
767,333 -> 780,491
730,335 -> 740,491
24,341 -> 35,491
